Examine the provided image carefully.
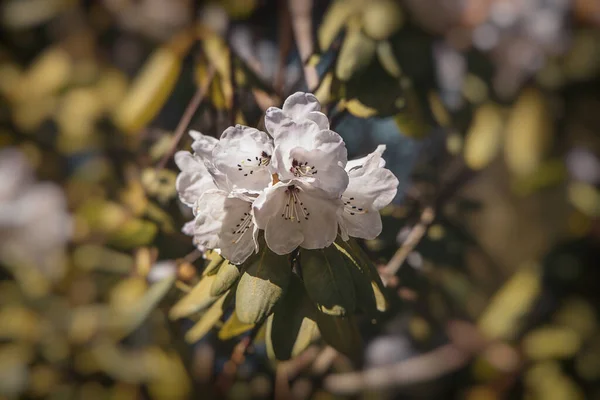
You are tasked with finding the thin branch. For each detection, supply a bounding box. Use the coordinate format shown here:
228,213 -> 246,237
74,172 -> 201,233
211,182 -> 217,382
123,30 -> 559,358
156,66 -> 215,170
288,0 -> 319,90
275,0 -> 293,95
382,206 -> 435,280
227,32 -> 239,126
324,344 -> 470,395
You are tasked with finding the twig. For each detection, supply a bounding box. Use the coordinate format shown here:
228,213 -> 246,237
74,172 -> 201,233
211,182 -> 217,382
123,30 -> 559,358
288,0 -> 319,91
324,344 -> 470,394
275,0 -> 293,95
156,66 -> 215,170
311,346 -> 339,375
227,30 -> 239,126
382,206 -> 435,280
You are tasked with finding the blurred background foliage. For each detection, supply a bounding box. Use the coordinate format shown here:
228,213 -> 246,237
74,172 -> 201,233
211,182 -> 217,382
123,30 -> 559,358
1,0 -> 600,399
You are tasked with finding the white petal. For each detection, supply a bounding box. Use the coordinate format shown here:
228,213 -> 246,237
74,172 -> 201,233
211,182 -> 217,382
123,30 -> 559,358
272,119 -> 347,175
282,92 -> 321,117
254,183 -> 304,254
284,147 -> 349,197
212,125 -> 273,191
264,107 -> 292,139
296,184 -> 341,250
265,213 -> 304,254
182,220 -> 196,236
346,166 -> 398,211
0,148 -> 33,201
305,111 -> 330,130
189,130 -> 218,159
219,196 -> 256,264
340,208 -> 383,240
253,181 -> 340,254
193,190 -> 228,250
265,106 -> 329,139
345,144 -> 387,171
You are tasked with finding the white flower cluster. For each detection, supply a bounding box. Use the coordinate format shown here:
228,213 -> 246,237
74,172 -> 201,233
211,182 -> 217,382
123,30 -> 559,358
176,92 -> 399,264
0,148 -> 71,281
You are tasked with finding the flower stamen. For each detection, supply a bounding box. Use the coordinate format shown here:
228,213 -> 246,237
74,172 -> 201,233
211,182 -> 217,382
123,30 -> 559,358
237,152 -> 271,177
232,210 -> 253,243
342,196 -> 367,216
281,185 -> 309,223
290,159 -> 317,177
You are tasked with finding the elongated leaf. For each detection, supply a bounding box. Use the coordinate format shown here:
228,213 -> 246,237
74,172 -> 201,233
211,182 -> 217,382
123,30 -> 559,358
464,103 -> 504,170
111,274 -> 175,338
342,238 -> 387,312
202,253 -> 224,276
377,41 -> 402,78
267,275 -> 319,361
169,275 -> 218,320
315,313 -> 363,364
300,246 -> 356,316
362,0 -> 404,40
318,0 -> 361,51
114,47 -> 182,135
185,293 -> 228,343
235,248 -> 291,324
334,243 -> 379,319
336,28 -> 376,81
504,88 -> 552,176
218,311 -> 254,341
210,261 -> 240,297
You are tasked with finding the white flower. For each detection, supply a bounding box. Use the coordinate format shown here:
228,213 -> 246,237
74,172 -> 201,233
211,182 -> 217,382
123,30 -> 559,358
339,145 -> 399,240
174,130 -> 222,207
175,92 -> 399,262
176,126 -> 272,264
193,189 -> 259,264
265,92 -> 330,138
211,125 -> 274,191
0,148 -> 71,283
253,181 -> 342,255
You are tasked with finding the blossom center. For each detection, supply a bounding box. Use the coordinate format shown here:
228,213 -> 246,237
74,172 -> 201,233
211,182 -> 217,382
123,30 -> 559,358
281,185 -> 310,223
237,151 -> 271,177
231,207 -> 253,243
290,159 -> 317,177
342,196 -> 367,215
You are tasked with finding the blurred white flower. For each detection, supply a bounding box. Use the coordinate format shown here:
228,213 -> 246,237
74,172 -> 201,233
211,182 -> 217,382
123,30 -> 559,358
0,148 -> 71,283
175,92 -> 399,263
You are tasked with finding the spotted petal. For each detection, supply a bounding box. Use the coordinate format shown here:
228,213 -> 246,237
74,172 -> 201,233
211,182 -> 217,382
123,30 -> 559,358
212,125 -> 274,192
339,147 -> 398,240
253,181 -> 341,255
219,194 -> 258,264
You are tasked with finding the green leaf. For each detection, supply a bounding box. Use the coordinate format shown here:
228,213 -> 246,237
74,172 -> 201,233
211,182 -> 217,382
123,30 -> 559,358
111,274 -> 175,339
315,313 -> 363,364
300,246 -> 356,316
376,40 -> 402,78
318,0 -> 361,51
218,311 -> 255,341
202,253 -> 224,276
343,239 -> 388,312
185,292 -> 228,343
266,275 -> 320,361
210,261 -> 241,297
169,275 -> 219,320
235,247 -> 291,324
334,244 -> 378,319
336,28 -> 377,81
